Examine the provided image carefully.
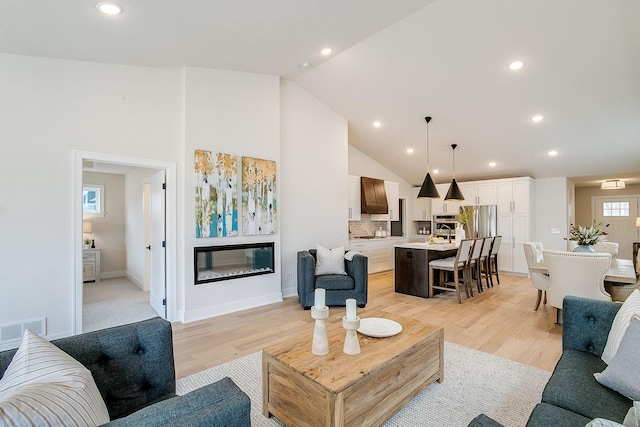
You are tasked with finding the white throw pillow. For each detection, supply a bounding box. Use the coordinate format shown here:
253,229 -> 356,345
602,289 -> 640,364
0,330 -> 110,426
315,244 -> 347,275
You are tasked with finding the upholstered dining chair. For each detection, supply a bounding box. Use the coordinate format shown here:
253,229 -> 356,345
522,242 -> 551,311
429,239 -> 474,304
542,250 -> 612,323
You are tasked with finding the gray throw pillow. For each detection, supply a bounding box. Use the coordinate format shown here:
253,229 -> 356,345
596,318 -> 640,401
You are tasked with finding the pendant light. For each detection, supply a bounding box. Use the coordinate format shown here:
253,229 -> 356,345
417,116 -> 440,199
444,144 -> 465,202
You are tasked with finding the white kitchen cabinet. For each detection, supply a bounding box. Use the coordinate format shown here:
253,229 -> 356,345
371,181 -> 399,221
430,183 -> 459,215
458,181 -> 498,205
348,237 -> 407,274
411,187 -> 431,221
348,175 -> 361,221
496,177 -> 533,274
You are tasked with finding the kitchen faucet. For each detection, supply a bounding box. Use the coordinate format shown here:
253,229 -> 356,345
441,224 -> 452,243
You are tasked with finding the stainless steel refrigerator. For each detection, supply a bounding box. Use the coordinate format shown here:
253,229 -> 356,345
461,205 -> 497,238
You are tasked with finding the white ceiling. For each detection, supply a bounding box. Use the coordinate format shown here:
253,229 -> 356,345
2,0 -> 639,187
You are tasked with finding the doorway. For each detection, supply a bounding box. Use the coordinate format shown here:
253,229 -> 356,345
593,195 -> 639,259
74,151 -> 177,335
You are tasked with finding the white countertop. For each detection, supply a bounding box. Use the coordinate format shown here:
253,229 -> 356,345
395,242 -> 459,251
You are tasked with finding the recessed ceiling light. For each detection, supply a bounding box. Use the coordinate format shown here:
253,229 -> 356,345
96,2 -> 122,15
531,115 -> 544,122
320,48 -> 333,56
406,148 -> 414,154
489,162 -> 497,167
373,121 -> 381,128
509,60 -> 524,71
433,169 -> 439,174
547,150 -> 558,156
299,62 -> 311,69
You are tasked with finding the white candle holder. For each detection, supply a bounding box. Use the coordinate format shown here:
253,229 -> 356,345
342,316 -> 361,355
311,306 -> 329,355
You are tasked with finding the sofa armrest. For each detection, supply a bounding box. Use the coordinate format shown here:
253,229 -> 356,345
345,254 -> 367,291
102,377 -> 250,427
562,296 -> 622,356
297,251 -> 316,294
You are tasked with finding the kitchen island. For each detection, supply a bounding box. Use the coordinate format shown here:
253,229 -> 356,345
394,242 -> 458,298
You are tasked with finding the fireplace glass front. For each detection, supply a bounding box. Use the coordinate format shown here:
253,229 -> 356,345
194,242 -> 274,284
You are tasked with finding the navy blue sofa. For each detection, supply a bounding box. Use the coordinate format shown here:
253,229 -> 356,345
468,296 -> 632,427
297,249 -> 368,309
0,318 -> 251,427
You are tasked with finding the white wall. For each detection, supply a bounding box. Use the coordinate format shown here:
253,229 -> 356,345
280,80 -> 349,297
534,177 -> 570,250
83,171 -> 126,278
181,67 -> 283,321
0,54 -> 182,342
348,145 -> 413,201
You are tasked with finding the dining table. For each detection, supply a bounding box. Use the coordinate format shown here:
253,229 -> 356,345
531,257 -> 637,284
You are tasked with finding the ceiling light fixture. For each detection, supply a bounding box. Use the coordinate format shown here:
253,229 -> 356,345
406,148 -> 414,154
433,169 -> 439,174
547,150 -> 558,156
489,162 -> 497,167
509,60 -> 524,71
417,117 -> 440,199
531,115 -> 544,122
444,144 -> 464,202
320,48 -> 333,56
299,62 -> 311,69
601,180 -> 625,190
96,2 -> 122,15
373,121 -> 381,128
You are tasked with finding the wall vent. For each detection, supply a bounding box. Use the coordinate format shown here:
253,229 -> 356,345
0,317 -> 46,344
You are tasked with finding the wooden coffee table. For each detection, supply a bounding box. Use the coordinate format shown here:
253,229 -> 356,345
262,308 -> 444,427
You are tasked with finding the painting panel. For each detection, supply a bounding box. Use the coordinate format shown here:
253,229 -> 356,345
242,156 -> 277,235
195,150 -> 238,238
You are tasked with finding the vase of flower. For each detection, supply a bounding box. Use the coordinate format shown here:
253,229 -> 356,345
568,221 -> 605,253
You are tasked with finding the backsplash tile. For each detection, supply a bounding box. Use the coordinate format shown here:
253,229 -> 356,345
349,214 -> 389,238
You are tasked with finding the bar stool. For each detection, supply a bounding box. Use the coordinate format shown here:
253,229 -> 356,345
468,238 -> 485,293
429,239 -> 474,304
488,235 -> 502,286
478,236 -> 493,289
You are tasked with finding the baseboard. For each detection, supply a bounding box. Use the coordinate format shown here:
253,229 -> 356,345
183,292 -> 283,323
126,272 -> 144,290
100,270 -> 126,280
282,285 -> 297,298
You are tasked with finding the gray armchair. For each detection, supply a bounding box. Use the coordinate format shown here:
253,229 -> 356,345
297,249 -> 368,309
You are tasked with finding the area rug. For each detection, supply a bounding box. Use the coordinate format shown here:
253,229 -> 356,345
176,341 -> 551,426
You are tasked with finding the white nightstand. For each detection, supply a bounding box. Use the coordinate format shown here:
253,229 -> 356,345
83,248 -> 101,283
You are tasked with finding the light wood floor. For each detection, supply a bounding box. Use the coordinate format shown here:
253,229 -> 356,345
172,271 -> 563,379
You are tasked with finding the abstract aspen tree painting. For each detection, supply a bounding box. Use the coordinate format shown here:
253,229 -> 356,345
241,156 -> 276,235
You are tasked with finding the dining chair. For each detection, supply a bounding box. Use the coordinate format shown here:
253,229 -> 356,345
467,238 -> 485,294
522,242 -> 551,311
542,250 -> 612,323
429,239 -> 474,304
488,235 -> 502,286
478,236 -> 493,289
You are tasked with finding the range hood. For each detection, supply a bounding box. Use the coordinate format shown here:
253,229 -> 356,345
360,176 -> 388,214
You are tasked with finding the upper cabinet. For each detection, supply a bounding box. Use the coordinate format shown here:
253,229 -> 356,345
430,183 -> 459,214
371,181 -> 400,221
411,187 -> 431,221
497,178 -> 530,214
348,175 -> 361,221
458,181 -> 498,205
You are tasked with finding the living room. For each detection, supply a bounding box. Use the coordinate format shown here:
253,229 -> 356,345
1,1 -> 639,426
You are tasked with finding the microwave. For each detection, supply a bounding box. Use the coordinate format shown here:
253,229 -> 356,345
433,214 -> 459,237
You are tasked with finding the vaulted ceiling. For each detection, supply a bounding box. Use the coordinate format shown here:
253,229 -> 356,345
2,0 -> 639,187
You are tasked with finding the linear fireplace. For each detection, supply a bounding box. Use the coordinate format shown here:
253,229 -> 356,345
194,242 -> 275,285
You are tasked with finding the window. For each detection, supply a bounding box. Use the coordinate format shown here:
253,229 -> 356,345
602,201 -> 629,217
83,185 -> 104,215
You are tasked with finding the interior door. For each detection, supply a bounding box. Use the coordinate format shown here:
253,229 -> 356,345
149,171 -> 167,318
594,196 -> 638,259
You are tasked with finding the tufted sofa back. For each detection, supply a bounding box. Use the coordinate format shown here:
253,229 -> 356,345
0,317 -> 176,421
